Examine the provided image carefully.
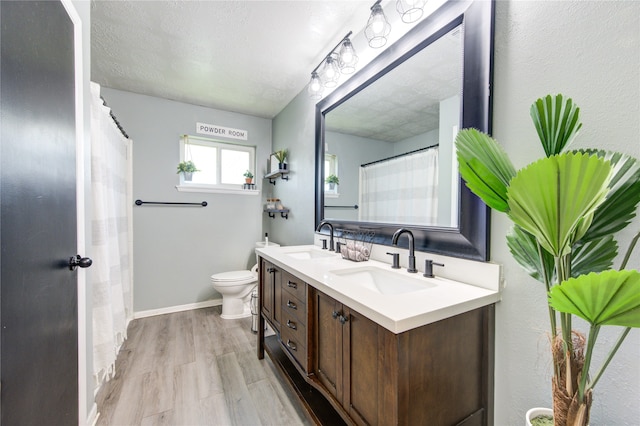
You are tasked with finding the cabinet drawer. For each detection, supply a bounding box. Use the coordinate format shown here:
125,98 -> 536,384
281,292 -> 306,325
281,271 -> 306,302
280,325 -> 308,371
281,309 -> 307,342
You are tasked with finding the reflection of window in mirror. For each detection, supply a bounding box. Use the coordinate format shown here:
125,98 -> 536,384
324,154 -> 338,197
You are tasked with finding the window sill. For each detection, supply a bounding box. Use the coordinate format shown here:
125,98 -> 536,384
176,184 -> 260,195
325,193 -> 340,198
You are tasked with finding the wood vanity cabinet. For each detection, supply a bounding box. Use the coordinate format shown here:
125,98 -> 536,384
311,288 -> 490,426
258,257 -> 493,426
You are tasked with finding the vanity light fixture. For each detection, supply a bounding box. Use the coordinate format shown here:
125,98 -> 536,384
396,0 -> 426,23
365,0 -> 392,48
307,31 -> 356,98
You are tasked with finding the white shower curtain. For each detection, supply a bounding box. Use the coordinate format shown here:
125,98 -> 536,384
359,148 -> 439,225
90,82 -> 133,385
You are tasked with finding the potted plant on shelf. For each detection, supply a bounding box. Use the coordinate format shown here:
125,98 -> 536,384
243,169 -> 254,184
176,160 -> 199,181
274,149 -> 288,170
325,174 -> 339,190
455,94 -> 640,426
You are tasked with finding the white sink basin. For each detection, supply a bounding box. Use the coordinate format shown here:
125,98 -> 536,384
330,266 -> 437,295
285,249 -> 337,260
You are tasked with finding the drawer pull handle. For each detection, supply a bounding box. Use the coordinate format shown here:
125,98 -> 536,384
287,300 -> 297,310
287,281 -> 297,289
286,339 -> 297,351
332,310 -> 340,319
267,267 -> 276,273
339,315 -> 349,325
286,319 -> 297,330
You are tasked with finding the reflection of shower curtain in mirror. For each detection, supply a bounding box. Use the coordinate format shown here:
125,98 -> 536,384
359,148 -> 438,224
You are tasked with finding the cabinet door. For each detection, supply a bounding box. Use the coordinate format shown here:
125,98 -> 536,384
313,290 -> 343,402
260,259 -> 281,331
260,259 -> 274,321
343,307 -> 383,426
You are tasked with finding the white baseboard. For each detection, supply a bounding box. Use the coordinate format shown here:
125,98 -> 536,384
133,299 -> 222,319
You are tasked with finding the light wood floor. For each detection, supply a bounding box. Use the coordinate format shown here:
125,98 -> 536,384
95,306 -> 311,426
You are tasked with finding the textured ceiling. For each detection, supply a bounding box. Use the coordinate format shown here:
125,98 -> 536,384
91,0 -> 373,119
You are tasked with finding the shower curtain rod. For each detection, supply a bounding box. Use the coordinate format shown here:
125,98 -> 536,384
135,200 -> 208,207
360,143 -> 439,168
101,96 -> 129,139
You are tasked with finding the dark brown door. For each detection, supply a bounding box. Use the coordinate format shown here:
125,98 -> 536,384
1,1 -> 80,423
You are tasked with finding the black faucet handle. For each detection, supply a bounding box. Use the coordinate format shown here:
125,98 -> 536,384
386,252 -> 400,269
423,259 -> 445,278
320,239 -> 327,250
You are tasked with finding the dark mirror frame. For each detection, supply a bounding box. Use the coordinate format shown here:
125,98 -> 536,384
315,0 -> 494,261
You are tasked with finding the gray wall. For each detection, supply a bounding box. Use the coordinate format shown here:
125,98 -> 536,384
270,1 -> 640,423
267,91 -> 317,246
491,1 -> 639,424
100,88 -> 272,312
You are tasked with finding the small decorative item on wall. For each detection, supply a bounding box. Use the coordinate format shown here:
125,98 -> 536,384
176,160 -> 199,181
325,174 -> 339,190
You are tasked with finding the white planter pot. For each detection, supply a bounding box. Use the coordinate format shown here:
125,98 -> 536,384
526,407 -> 553,426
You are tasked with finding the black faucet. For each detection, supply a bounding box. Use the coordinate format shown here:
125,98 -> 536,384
391,228 -> 417,273
316,220 -> 335,251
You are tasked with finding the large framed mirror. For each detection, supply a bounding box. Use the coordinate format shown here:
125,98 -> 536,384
315,0 -> 494,261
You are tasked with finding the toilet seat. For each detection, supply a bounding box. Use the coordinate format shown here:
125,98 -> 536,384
210,270 -> 256,286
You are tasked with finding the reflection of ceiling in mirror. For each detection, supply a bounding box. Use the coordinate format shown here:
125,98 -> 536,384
326,26 -> 463,143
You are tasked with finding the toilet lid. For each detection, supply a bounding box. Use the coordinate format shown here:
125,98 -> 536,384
211,270 -> 255,282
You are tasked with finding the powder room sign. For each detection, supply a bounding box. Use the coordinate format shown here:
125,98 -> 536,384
196,122 -> 248,140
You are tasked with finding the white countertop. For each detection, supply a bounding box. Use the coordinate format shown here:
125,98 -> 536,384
256,244 -> 501,334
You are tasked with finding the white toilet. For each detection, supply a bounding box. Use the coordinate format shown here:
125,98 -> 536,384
211,241 -> 279,319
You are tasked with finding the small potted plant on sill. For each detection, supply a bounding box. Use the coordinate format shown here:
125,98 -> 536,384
274,149 -> 288,170
455,94 -> 640,425
325,174 -> 339,190
243,169 -> 254,184
176,160 -> 199,181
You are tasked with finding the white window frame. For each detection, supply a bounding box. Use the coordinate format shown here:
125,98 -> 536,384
324,153 -> 339,197
176,135 -> 258,195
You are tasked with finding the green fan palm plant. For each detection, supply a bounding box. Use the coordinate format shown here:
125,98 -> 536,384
455,94 -> 640,426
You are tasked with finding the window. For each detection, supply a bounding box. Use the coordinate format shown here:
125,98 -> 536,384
324,153 -> 338,195
179,135 -> 256,192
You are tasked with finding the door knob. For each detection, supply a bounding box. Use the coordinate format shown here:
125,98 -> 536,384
69,255 -> 92,271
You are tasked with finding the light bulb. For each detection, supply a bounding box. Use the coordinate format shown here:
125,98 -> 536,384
371,16 -> 385,34
321,56 -> 340,88
308,72 -> 323,99
365,3 -> 391,48
338,38 -> 358,74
